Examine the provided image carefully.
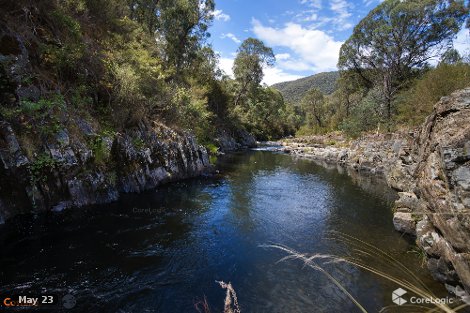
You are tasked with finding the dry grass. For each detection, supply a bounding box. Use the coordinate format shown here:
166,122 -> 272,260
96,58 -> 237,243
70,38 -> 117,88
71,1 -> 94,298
194,296 -> 211,313
195,281 -> 241,313
262,231 -> 468,313
216,281 -> 241,313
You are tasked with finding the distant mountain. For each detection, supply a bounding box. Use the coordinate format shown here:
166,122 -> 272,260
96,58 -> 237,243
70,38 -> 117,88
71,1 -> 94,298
272,71 -> 340,104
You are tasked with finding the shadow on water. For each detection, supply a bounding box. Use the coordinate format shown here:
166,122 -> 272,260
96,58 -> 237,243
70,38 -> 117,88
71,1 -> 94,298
0,150 -> 451,312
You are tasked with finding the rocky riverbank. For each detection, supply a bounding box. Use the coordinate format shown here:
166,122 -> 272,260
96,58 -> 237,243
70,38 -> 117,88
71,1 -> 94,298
281,88 -> 470,297
0,120 -> 212,223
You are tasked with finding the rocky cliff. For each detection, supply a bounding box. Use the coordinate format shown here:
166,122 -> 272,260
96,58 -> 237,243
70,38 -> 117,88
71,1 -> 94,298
281,88 -> 470,296
0,120 -> 211,223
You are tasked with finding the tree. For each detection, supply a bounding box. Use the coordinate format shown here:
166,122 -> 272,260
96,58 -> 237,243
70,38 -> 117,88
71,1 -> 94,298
301,88 -> 326,129
440,48 -> 463,65
233,38 -> 275,107
338,0 -> 468,127
127,0 -> 160,32
151,0 -> 215,72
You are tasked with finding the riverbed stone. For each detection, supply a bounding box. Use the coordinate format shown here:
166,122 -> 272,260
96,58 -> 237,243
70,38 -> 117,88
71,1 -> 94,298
393,212 -> 416,236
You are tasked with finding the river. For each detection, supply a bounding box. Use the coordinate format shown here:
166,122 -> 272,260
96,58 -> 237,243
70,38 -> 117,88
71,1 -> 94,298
0,149 -> 449,312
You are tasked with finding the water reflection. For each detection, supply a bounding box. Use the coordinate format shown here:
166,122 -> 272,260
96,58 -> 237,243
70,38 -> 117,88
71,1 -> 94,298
0,150 -> 448,313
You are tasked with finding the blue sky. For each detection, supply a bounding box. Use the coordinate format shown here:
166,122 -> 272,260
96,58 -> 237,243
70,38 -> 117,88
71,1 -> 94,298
208,0 -> 470,85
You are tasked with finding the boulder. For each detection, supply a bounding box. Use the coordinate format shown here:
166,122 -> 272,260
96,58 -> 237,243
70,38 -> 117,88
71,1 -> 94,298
393,212 -> 416,236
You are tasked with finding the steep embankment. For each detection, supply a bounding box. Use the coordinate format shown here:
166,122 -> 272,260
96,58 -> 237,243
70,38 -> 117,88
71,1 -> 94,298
0,8 -> 214,223
0,120 -> 211,223
272,71 -> 339,104
0,2 -> 257,223
281,88 -> 470,297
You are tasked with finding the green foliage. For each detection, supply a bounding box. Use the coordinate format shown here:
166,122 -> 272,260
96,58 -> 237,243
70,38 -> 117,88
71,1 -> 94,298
156,0 -> 215,71
171,85 -> 215,144
132,137 -> 145,150
440,48 -> 463,65
205,143 -> 218,155
233,38 -> 275,107
70,85 -> 93,108
301,88 -> 326,130
0,0 -> 299,147
20,95 -> 65,114
272,71 -> 340,104
338,0 -> 468,124
28,153 -> 58,184
0,94 -> 65,137
50,9 -> 82,40
397,63 -> 470,126
232,87 -> 296,140
340,88 -> 383,138
89,135 -> 109,165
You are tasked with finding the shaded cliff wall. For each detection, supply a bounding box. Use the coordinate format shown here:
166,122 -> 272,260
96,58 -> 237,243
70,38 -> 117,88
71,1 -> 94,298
0,120 -> 211,223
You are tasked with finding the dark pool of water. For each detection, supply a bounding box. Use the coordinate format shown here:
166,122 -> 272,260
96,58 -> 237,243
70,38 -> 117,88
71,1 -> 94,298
0,150 -> 451,312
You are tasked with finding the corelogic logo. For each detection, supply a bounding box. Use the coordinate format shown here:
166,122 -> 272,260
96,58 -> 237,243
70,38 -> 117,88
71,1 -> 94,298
392,288 -> 408,306
392,287 -> 455,306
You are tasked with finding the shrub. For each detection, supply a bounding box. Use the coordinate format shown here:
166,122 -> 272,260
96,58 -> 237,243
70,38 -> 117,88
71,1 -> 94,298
396,63 -> 470,126
340,88 -> 383,138
29,153 -> 58,184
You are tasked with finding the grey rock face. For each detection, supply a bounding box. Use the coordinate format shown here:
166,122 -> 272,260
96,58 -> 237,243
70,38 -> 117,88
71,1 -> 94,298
393,212 -> 416,236
0,121 -> 211,221
216,129 -> 256,152
412,88 -> 470,294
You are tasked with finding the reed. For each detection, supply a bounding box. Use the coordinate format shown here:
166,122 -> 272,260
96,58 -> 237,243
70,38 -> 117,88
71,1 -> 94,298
262,231 -> 468,313
216,281 -> 241,313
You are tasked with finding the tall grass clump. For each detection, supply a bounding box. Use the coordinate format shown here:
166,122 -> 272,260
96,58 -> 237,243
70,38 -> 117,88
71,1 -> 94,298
263,232 -> 468,313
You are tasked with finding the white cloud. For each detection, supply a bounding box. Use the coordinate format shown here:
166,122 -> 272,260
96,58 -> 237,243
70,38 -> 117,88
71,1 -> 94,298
275,53 -> 291,61
297,0 -> 353,31
251,19 -> 343,72
277,59 -> 313,72
454,27 -> 470,58
330,0 -> 353,28
263,66 -> 304,85
221,33 -> 241,44
212,9 -> 230,22
217,57 -> 303,86
218,57 -> 234,78
300,0 -> 322,10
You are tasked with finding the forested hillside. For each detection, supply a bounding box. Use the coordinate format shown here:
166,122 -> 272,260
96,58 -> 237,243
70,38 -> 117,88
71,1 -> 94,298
272,71 -> 339,104
294,0 -> 469,136
0,0 -> 301,148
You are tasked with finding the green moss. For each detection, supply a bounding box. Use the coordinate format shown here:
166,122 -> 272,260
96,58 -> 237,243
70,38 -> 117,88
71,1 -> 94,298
209,155 -> 218,165
132,137 -> 145,150
205,143 -> 218,155
107,170 -> 118,185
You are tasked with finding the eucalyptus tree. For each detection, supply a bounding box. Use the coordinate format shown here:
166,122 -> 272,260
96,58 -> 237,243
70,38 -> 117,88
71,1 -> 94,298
301,88 -> 326,129
233,38 -> 275,107
126,0 -> 215,71
338,0 -> 468,126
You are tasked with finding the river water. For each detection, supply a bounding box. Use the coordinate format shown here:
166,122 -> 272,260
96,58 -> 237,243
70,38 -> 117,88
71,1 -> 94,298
0,149 -> 450,312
